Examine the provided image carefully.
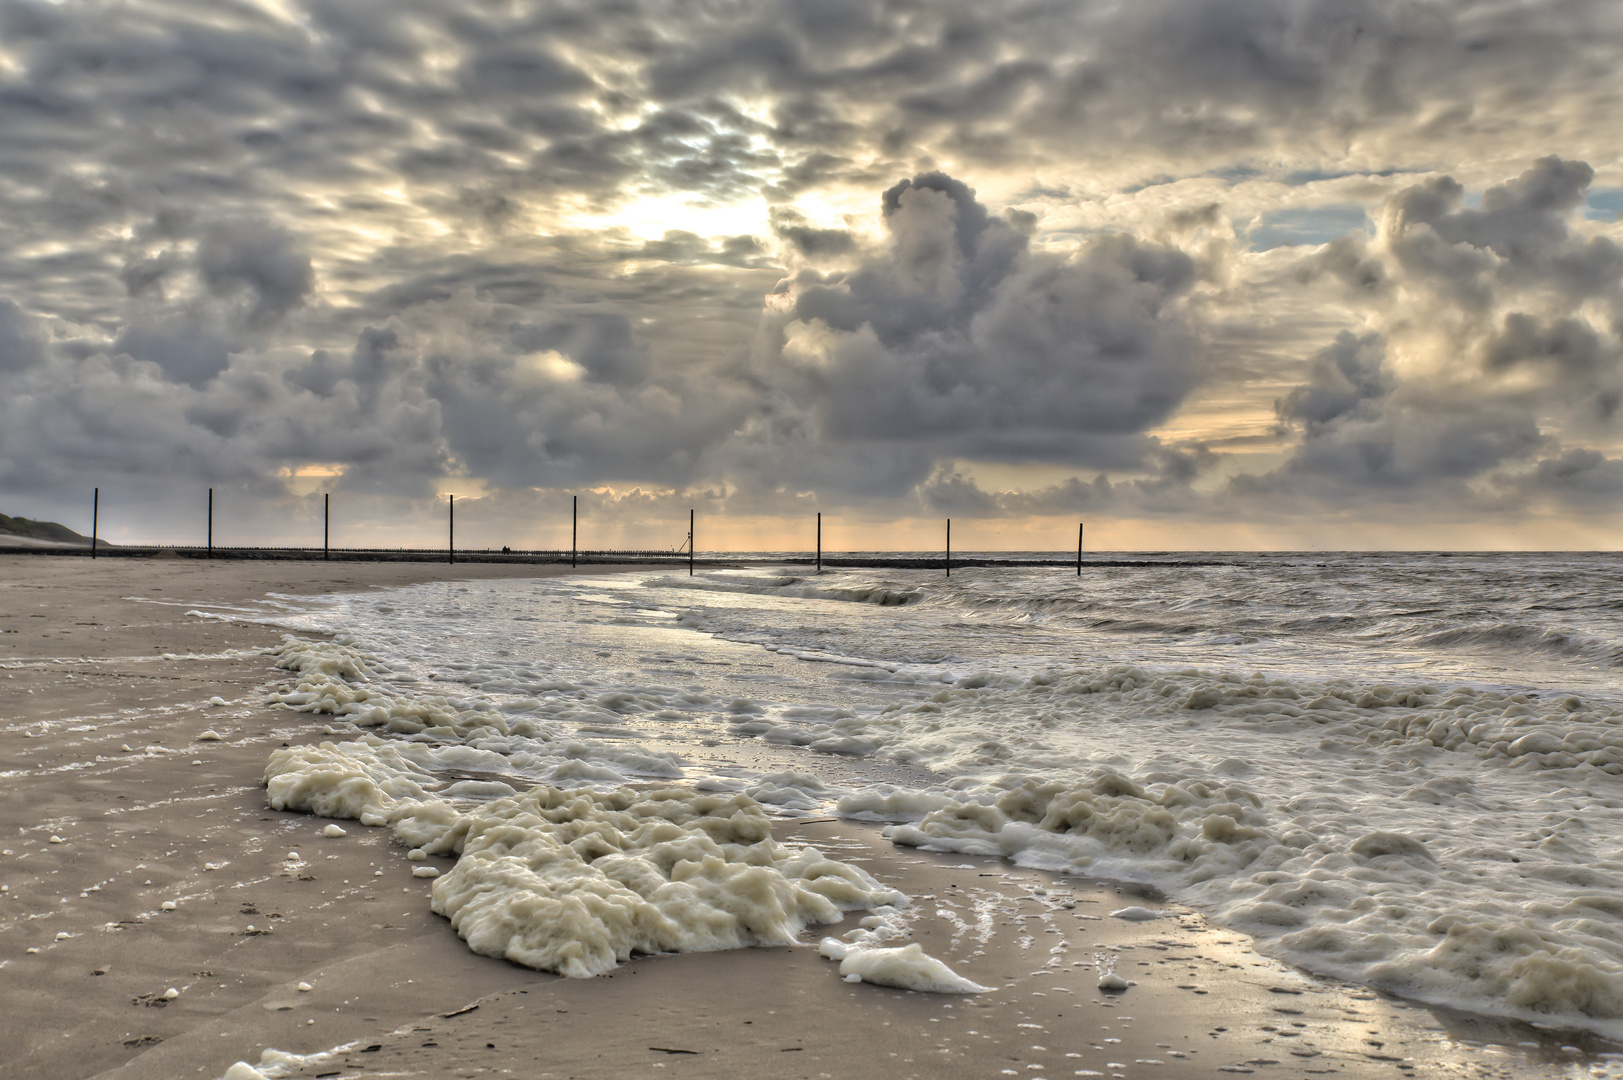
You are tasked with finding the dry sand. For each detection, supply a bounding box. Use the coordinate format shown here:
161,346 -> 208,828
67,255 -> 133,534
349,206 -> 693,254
0,555 -> 1609,1080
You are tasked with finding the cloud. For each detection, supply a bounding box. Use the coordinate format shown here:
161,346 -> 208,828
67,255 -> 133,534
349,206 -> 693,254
769,207 -> 856,258
1379,157 -> 1623,315
763,172 -> 1206,471
196,221 -> 314,328
262,292 -> 758,493
111,312 -> 235,389
1251,159 -> 1623,511
0,299 -> 48,374
509,314 -> 646,387
1268,381 -> 1547,494
0,0 -> 1619,543
1486,448 -> 1623,510
1275,331 -> 1391,430
917,442 -> 1219,519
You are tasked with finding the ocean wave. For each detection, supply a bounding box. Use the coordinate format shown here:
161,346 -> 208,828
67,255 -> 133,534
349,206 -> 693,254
742,660 -> 1623,1035
643,572 -> 929,607
1404,621 -> 1623,667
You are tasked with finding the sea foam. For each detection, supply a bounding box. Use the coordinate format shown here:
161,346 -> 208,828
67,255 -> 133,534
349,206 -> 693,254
810,664 -> 1623,1032
264,722 -> 907,979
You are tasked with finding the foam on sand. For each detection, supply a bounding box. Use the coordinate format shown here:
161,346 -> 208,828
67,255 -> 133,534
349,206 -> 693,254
836,787 -> 955,822
219,1042 -> 357,1079
264,739 -> 905,979
818,937 -> 987,993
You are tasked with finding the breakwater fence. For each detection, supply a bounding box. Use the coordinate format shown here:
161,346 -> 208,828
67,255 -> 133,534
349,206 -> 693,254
19,490 -> 1108,572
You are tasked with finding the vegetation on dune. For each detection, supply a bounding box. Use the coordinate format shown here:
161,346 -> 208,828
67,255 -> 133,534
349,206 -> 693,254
0,513 -> 89,544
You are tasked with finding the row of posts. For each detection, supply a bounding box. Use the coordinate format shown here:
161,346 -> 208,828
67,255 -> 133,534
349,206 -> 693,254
85,489 -> 1086,576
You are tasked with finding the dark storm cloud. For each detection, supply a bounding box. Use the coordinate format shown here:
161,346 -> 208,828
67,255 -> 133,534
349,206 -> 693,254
196,220 -> 315,327
1267,372 -> 1547,494
1275,332 -> 1392,430
763,172 -> 1204,471
111,312 -> 235,389
508,315 -> 646,387
1482,314 -> 1619,391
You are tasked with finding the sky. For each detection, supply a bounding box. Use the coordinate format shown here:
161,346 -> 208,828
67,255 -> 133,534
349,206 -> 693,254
1,0 -> 1622,551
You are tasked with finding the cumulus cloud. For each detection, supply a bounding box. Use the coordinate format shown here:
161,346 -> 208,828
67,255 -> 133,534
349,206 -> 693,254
1274,332 -> 1391,431
1379,158 -> 1623,315
1252,159 -> 1623,513
112,312 -> 235,389
763,172 -> 1205,469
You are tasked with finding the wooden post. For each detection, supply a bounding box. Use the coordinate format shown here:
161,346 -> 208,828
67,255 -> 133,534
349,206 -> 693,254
816,512 -> 821,574
324,493 -> 329,561
572,495 -> 577,568
448,495 -> 454,565
91,487 -> 98,560
207,488 -> 213,558
946,518 -> 951,578
688,508 -> 694,577
1077,521 -> 1083,576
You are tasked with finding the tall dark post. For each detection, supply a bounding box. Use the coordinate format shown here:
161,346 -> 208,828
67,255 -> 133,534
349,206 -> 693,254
1077,521 -> 1083,576
324,493 -> 329,561
207,488 -> 213,558
688,508 -> 694,577
816,512 -> 821,574
448,495 -> 454,565
946,518 -> 951,578
572,495 -> 577,568
91,488 -> 98,560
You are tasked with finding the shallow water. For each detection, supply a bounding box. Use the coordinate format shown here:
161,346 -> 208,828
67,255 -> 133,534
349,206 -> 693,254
236,553 -> 1623,1039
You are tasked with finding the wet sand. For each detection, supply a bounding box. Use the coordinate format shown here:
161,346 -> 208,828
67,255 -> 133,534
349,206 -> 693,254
0,555 -> 1610,1080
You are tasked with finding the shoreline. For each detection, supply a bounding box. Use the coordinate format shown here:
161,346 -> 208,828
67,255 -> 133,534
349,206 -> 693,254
0,543 -> 1230,569
0,555 -> 1614,1080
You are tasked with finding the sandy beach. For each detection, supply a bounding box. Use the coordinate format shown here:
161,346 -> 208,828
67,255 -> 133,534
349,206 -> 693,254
0,555 -> 1609,1080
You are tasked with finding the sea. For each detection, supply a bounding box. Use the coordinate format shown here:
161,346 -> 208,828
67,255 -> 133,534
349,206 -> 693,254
228,551 -> 1623,1040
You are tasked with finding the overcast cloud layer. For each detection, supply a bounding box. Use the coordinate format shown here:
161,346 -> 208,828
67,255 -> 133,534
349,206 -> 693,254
1,0 -> 1621,548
